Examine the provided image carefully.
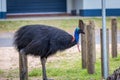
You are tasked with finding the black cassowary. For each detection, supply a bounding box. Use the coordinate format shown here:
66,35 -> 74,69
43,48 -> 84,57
14,25 -> 84,80
107,67 -> 120,80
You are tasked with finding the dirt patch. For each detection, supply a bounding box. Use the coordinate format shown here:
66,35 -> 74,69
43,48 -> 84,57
0,47 -> 42,70
0,46 -> 77,70
0,44 -> 120,70
0,47 -> 18,70
0,44 -> 120,80
0,46 -> 81,70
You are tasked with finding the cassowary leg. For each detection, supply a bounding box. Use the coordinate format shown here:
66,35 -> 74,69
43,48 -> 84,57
41,57 -> 47,80
19,49 -> 28,80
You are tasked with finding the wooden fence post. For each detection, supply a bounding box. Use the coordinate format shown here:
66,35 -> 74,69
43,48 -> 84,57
79,20 -> 87,69
100,28 -> 109,78
19,53 -> 28,80
86,20 -> 95,74
111,18 -> 117,58
89,20 -> 96,63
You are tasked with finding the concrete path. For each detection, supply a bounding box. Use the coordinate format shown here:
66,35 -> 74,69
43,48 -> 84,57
0,16 -> 84,21
0,32 -> 14,47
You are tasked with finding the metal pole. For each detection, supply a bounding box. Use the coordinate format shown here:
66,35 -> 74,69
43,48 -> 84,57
101,0 -> 108,79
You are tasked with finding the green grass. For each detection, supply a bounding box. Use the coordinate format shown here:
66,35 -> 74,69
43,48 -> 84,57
109,55 -> 120,74
6,69 -> 19,78
0,69 -> 4,74
28,53 -> 120,80
0,19 -> 78,32
0,52 -> 120,79
0,69 -> 4,78
0,17 -> 120,32
29,61 -> 101,80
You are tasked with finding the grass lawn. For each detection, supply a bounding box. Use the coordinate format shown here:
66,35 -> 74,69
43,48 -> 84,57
28,53 -> 120,80
0,51 -> 120,80
0,17 -> 120,32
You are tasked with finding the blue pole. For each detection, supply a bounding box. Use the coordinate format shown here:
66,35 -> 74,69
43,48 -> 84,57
101,0 -> 108,79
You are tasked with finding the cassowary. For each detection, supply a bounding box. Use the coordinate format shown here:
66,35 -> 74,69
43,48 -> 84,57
14,25 -> 85,80
107,67 -> 120,80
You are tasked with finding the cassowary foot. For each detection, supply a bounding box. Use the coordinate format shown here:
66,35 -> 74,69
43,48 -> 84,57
22,68 -> 27,75
20,68 -> 27,79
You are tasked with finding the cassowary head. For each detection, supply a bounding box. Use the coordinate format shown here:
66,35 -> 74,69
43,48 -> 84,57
73,28 -> 85,43
69,28 -> 85,52
73,29 -> 85,41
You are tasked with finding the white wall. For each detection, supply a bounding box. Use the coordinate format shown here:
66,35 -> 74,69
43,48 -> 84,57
82,0 -> 120,9
74,0 -> 83,14
2,0 -> 7,12
0,0 -> 7,12
107,0 -> 120,9
66,0 -> 73,13
83,0 -> 101,9
67,0 -> 83,14
0,0 -> 2,12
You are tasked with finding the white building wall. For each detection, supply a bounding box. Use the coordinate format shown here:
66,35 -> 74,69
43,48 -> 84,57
107,0 -> 120,9
1,0 -> 120,18
67,0 -> 83,15
66,0 -> 73,14
0,0 -> 7,18
0,0 -> 7,12
83,0 -> 101,9
74,0 -> 83,14
0,0 -> 2,12
1,0 -> 7,12
82,0 -> 120,9
78,0 -> 120,16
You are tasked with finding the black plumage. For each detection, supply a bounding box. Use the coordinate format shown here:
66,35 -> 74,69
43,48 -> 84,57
107,67 -> 120,80
14,24 -> 84,80
14,25 -> 76,57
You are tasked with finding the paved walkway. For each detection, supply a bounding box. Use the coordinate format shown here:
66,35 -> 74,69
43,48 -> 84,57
0,16 -> 85,21
0,32 -> 14,47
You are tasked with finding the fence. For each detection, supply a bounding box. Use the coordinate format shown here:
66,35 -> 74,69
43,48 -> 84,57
111,18 -> 117,58
80,18 -> 118,79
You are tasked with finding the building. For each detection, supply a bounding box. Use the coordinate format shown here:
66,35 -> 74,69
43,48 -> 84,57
0,0 -> 120,19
